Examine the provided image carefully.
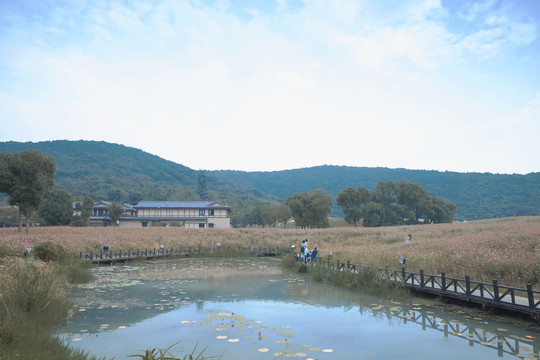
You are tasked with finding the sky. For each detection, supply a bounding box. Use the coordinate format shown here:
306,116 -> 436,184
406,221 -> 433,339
1,0 -> 539,174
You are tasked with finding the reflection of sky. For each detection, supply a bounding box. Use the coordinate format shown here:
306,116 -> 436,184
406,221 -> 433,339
61,259 -> 540,360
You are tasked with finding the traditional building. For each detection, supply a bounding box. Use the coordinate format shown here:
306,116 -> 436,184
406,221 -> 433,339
89,201 -> 136,227
118,201 -> 232,228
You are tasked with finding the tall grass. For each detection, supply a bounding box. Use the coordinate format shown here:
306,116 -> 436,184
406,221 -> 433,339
0,258 -> 101,360
1,216 -> 539,287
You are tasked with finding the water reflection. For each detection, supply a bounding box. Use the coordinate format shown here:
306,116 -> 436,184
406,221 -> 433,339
61,258 -> 540,360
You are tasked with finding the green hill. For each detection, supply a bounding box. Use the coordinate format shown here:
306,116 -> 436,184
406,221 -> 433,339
0,140 -> 275,211
210,166 -> 540,220
1,140 -> 539,220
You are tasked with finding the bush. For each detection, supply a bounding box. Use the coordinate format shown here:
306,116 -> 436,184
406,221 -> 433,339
34,241 -> 66,262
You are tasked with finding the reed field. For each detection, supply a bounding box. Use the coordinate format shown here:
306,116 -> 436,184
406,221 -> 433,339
1,216 -> 539,288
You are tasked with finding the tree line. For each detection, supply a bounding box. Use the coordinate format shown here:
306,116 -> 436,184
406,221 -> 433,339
233,180 -> 456,228
337,180 -> 457,227
1,150 -> 456,231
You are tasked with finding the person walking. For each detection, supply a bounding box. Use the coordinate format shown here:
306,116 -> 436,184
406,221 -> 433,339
406,234 -> 411,244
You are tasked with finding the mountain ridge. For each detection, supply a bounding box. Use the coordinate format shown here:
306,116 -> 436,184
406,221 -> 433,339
1,140 -> 539,220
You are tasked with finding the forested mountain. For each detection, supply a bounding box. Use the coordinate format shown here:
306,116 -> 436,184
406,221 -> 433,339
0,140 -> 276,212
209,166 -> 540,220
1,140 -> 539,220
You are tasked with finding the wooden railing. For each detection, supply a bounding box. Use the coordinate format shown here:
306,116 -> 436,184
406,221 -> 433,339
79,246 -> 292,263
297,255 -> 540,320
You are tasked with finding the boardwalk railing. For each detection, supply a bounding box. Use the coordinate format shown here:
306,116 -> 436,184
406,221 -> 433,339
80,246 -> 291,264
296,255 -> 540,320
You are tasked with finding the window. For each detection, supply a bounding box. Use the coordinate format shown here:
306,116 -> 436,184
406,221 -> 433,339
199,209 -> 205,216
142,222 -> 148,227
199,223 -> 205,228
208,223 -> 214,228
208,209 -> 215,216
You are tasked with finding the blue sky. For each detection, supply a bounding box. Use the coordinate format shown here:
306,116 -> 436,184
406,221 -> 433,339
1,0 -> 539,174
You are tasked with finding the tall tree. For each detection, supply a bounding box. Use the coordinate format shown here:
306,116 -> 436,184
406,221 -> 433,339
108,202 -> 124,225
38,189 -> 73,226
275,203 -> 291,229
337,186 -> 369,226
396,180 -> 431,223
71,195 -> 94,227
197,170 -> 208,200
286,189 -> 333,229
362,201 -> 383,227
427,195 -> 457,223
0,150 -> 56,233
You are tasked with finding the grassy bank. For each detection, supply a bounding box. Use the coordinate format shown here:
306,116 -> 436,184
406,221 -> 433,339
0,257 -> 101,360
281,254 -> 410,299
1,216 -> 539,288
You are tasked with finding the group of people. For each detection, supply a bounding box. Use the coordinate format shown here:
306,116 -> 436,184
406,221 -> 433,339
300,239 -> 319,260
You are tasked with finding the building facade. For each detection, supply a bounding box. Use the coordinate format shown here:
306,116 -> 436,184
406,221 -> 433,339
118,201 -> 232,228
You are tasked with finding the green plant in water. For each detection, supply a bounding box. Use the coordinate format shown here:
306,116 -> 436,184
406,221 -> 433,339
307,262 -> 410,299
128,342 -> 222,360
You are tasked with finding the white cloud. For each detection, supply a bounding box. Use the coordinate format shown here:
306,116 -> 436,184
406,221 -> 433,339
0,0 -> 539,173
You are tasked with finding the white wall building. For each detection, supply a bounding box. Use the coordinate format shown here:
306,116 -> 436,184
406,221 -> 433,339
118,201 -> 232,228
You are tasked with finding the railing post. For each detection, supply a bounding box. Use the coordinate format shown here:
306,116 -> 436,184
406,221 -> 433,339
420,270 -> 424,288
402,267 -> 406,283
441,272 -> 446,292
526,283 -> 535,308
90,251 -> 93,260
466,275 -> 471,298
347,260 -> 350,269
493,279 -> 499,301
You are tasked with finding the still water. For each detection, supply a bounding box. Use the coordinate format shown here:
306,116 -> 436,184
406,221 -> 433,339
60,258 -> 540,360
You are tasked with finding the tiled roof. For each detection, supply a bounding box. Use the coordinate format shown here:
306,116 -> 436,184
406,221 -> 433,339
135,201 -> 230,209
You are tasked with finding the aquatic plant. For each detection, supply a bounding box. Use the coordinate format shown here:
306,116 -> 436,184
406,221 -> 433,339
128,341 -> 221,360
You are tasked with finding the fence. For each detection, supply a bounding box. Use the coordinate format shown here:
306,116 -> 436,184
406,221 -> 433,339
296,255 -> 540,320
80,245 -> 292,263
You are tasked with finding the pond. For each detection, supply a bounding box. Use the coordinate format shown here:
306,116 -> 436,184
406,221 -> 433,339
60,258 -> 540,360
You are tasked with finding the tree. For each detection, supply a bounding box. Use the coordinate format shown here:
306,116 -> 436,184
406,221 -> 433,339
336,186 -> 369,226
0,150 -> 56,233
286,189 -> 333,229
197,170 -> 207,201
371,180 -> 404,226
71,196 -> 94,227
275,203 -> 291,228
108,202 -> 124,225
427,195 -> 457,223
38,189 -> 73,226
261,205 -> 277,227
396,180 -> 431,223
362,201 -> 383,227
285,192 -> 310,228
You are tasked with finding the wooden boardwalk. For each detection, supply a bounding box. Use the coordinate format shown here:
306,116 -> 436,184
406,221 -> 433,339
297,256 -> 540,321
80,246 -> 288,264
